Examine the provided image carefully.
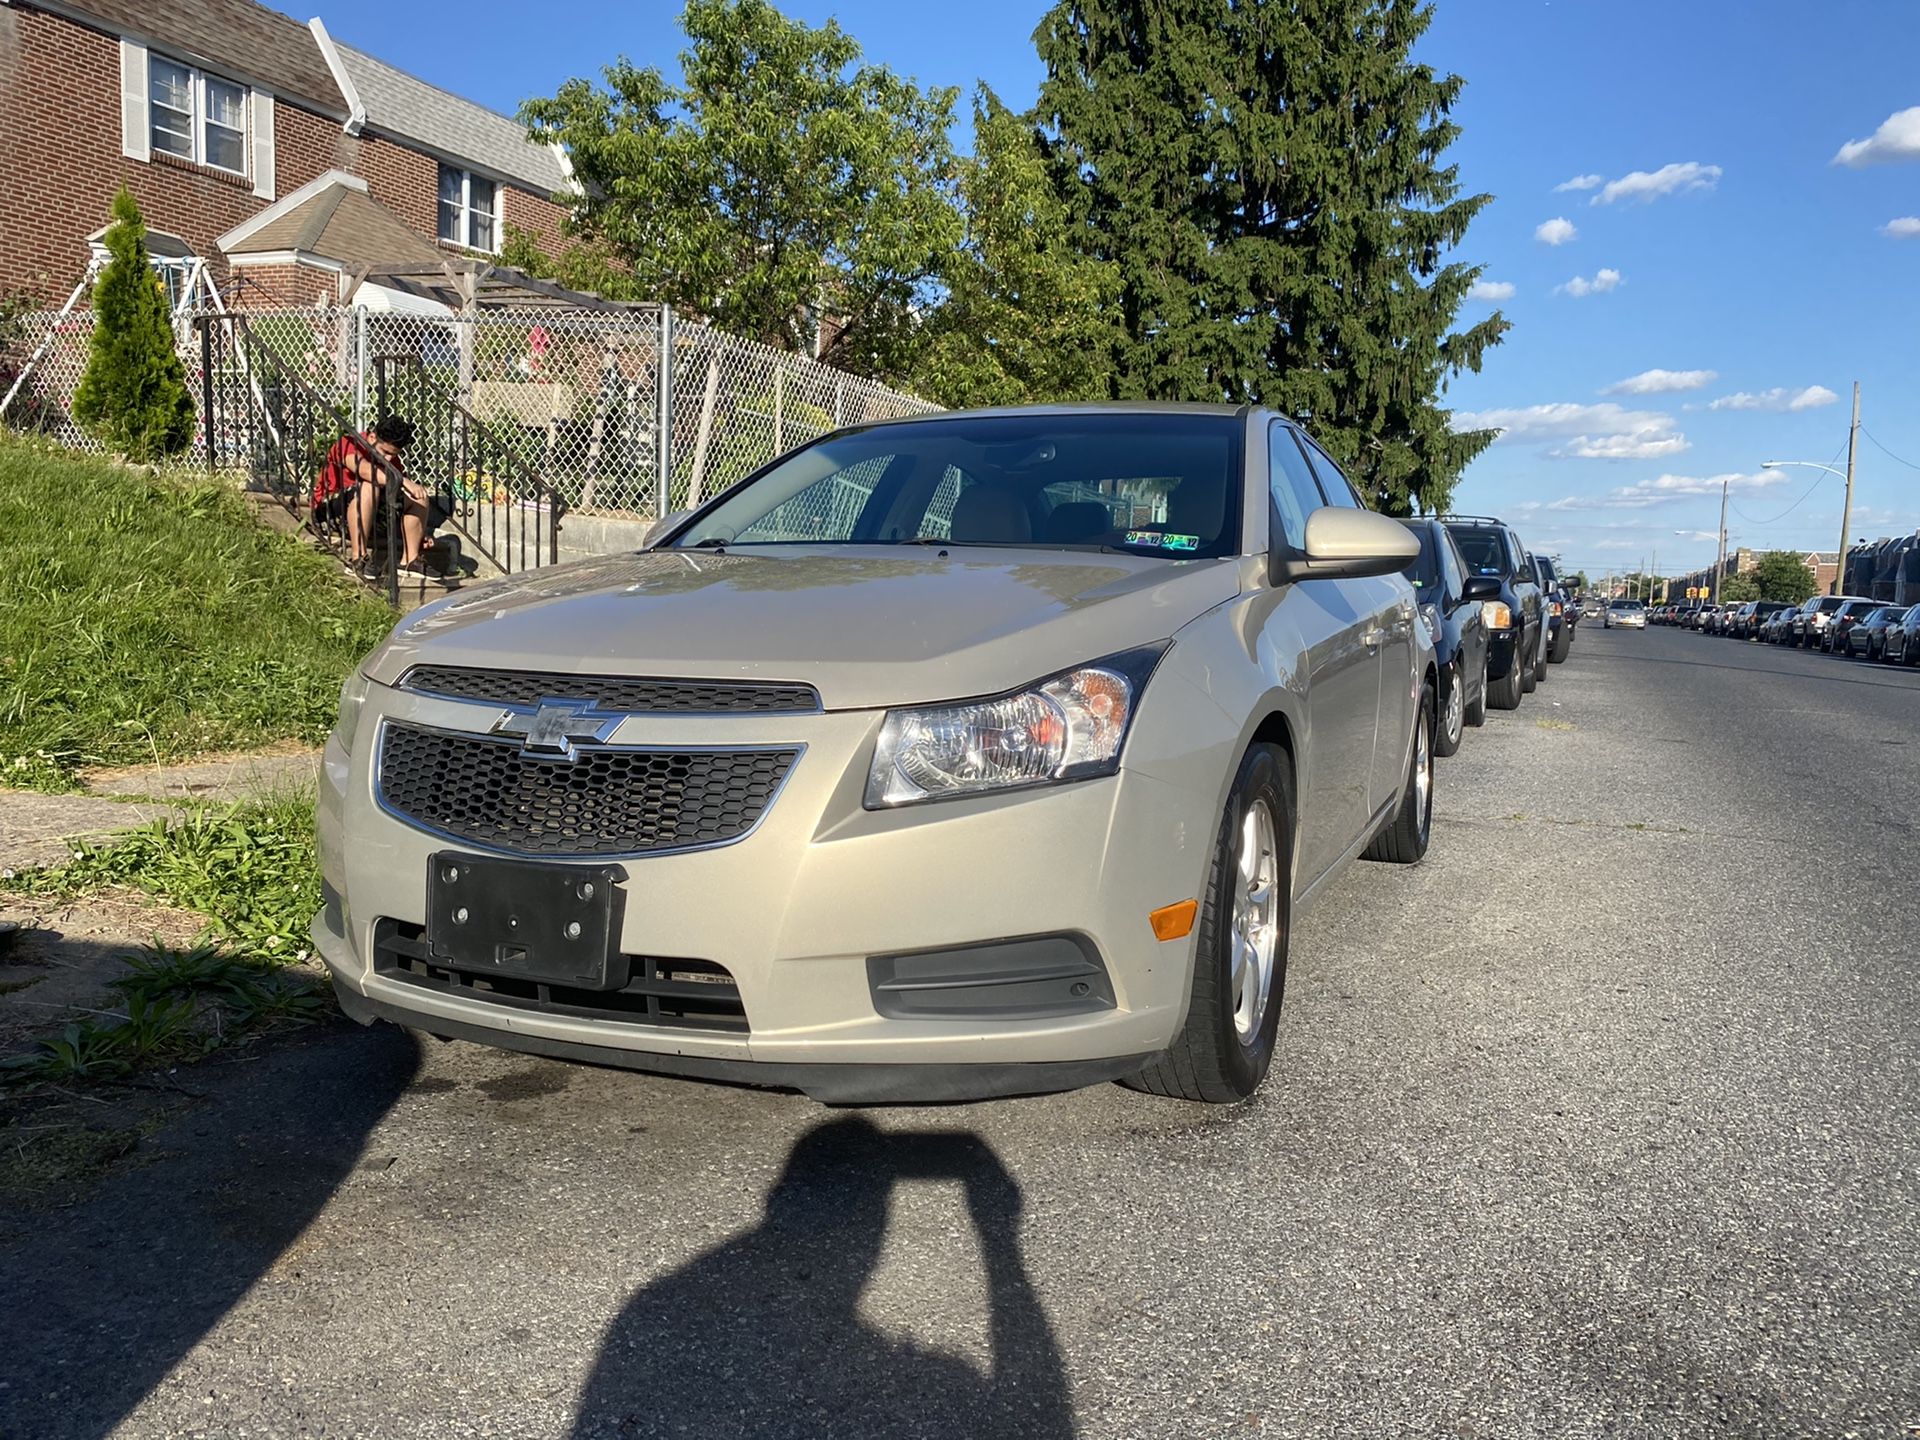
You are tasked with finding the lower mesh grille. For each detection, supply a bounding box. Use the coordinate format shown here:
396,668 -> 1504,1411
377,723 -> 797,856
374,920 -> 749,1032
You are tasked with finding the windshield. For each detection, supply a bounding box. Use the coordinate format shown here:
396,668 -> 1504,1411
1610,600 -> 1642,611
674,413 -> 1244,559
1447,527 -> 1509,576
1397,522 -> 1440,597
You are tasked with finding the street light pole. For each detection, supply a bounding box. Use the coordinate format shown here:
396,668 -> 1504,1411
1714,477 -> 1729,604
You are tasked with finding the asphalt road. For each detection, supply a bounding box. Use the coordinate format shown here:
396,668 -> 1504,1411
3,623 -> 1917,1439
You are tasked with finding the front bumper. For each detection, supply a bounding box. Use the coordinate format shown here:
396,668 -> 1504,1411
315,681 -> 1219,1102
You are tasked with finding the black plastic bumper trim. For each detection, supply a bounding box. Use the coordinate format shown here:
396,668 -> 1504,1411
866,933 -> 1116,1021
333,984 -> 1151,1104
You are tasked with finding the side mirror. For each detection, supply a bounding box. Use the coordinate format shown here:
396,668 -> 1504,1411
1270,507 -> 1420,585
642,511 -> 691,548
1460,575 -> 1502,602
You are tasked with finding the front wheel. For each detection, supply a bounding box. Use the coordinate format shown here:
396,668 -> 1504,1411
1488,650 -> 1524,710
1363,681 -> 1435,865
1464,650 -> 1489,728
1128,744 -> 1292,1104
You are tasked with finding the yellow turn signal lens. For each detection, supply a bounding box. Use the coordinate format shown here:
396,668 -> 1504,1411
1149,899 -> 1199,941
1482,600 -> 1512,630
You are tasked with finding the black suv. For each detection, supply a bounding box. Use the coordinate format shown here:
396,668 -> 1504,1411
1443,516 -> 1544,710
1397,518 -> 1499,756
1532,553 -> 1575,665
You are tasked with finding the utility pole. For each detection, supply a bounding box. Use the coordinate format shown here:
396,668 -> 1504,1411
1713,477 -> 1729,604
1833,380 -> 1860,595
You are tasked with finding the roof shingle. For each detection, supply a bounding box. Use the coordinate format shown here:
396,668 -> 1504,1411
57,0 -> 346,115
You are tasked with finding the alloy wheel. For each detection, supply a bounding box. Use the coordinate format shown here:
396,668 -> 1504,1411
1228,800 -> 1280,1045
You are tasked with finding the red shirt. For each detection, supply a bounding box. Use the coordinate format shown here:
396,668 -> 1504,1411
314,434 -> 401,507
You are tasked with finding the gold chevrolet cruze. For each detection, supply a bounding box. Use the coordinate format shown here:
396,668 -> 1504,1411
315,405 -> 1435,1104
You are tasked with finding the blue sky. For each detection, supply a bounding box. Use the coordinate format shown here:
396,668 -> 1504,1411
319,0 -> 1920,579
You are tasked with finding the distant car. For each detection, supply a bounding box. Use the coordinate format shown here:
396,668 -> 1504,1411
1605,600 -> 1647,630
1688,604 -> 1721,632
1443,516 -> 1544,710
1532,555 -> 1575,665
1842,605 -> 1904,661
1790,594 -> 1862,648
1823,598 -> 1885,654
1884,602 -> 1920,665
1762,604 -> 1800,644
1731,600 -> 1790,640
1399,518 -> 1496,756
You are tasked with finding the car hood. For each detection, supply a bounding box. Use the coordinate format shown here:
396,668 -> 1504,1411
363,547 -> 1246,710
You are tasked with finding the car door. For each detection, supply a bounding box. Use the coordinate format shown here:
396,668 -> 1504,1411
1439,526 -> 1487,701
1263,422 -> 1380,885
1296,434 -> 1415,823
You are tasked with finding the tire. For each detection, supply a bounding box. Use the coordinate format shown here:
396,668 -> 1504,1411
1521,636 -> 1538,693
1363,681 -> 1435,865
1464,650 -> 1489,728
1549,625 -> 1572,664
1488,650 -> 1524,710
1128,743 -> 1291,1104
1435,660 -> 1465,757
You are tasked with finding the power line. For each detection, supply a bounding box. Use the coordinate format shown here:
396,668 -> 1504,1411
1727,435 -> 1850,527
1861,424 -> 1920,472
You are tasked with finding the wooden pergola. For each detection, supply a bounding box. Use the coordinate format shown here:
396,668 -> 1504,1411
344,261 -> 650,314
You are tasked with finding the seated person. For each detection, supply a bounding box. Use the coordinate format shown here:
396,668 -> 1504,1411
312,415 -> 437,574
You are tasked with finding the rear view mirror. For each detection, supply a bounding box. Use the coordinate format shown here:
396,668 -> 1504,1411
1271,507 -> 1420,585
1461,575 -> 1501,602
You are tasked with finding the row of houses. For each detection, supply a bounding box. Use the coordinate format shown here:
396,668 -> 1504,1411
1664,547 -> 1842,603
0,0 -> 581,312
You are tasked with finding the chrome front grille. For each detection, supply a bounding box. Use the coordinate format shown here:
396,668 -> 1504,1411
377,723 -> 799,857
397,665 -> 821,715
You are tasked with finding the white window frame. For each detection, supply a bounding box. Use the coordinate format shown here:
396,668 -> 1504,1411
437,164 -> 502,255
149,52 -> 250,178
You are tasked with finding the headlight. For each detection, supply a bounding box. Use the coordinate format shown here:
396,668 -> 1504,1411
334,672 -> 370,755
865,645 -> 1167,808
1482,600 -> 1512,630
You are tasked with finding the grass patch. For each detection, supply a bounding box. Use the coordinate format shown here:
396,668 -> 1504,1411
0,437 -> 392,789
2,793 -> 319,959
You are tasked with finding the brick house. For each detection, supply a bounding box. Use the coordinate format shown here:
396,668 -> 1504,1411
0,0 -> 573,307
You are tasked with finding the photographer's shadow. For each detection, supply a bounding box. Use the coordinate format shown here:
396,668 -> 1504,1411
572,1116 -> 1074,1440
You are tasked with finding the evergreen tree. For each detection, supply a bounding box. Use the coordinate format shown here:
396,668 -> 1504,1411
72,190 -> 196,462
1034,0 -> 1507,513
911,88 -> 1120,407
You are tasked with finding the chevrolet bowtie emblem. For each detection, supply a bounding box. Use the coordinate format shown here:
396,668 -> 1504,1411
490,698 -> 622,760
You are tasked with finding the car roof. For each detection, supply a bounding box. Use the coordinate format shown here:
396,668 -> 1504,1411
845,401 -> 1251,430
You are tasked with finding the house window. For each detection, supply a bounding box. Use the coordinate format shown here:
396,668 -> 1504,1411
149,55 -> 248,176
437,165 -> 498,253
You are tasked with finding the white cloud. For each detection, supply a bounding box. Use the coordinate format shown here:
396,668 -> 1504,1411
1673,530 -> 1720,543
1834,107 -> 1920,167
1556,174 -> 1604,193
1468,279 -> 1516,301
1592,162 -> 1723,205
1708,386 -> 1840,413
1535,217 -> 1579,246
1453,401 -> 1687,461
1547,471 -> 1789,510
1602,368 -> 1717,396
1883,217 -> 1920,239
1559,268 -> 1622,298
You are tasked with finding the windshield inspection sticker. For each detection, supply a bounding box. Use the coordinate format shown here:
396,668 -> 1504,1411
1127,531 -> 1201,552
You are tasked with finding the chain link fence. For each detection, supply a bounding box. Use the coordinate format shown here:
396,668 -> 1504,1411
2,301 -> 939,520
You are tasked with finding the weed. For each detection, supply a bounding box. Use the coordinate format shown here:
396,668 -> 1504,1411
0,437 -> 392,789
1535,718 -> 1576,732
4,794 -> 320,960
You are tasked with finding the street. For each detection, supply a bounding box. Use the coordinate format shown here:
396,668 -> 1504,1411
3,624 -> 1917,1438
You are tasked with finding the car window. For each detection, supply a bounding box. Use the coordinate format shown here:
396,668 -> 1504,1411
1438,528 -> 1468,600
1298,436 -> 1364,509
1267,424 -> 1323,549
679,412 -> 1244,558
1447,526 -> 1509,577
1396,521 -> 1441,596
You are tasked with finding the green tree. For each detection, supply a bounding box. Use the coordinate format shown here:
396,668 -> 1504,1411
1716,572 -> 1758,604
498,225 -> 643,304
1750,550 -> 1818,604
71,190 -> 195,461
1032,0 -> 1507,513
522,0 -> 962,384
910,88 -> 1120,407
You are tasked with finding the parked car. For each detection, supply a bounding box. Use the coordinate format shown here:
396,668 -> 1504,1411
1884,602 -> 1920,665
317,404 -> 1436,1107
1687,604 -> 1721,632
1532,554 -> 1575,665
1762,604 -> 1799,644
1400,518 -> 1496,756
1822,598 -> 1885,654
1604,599 -> 1647,629
1841,604 -> 1905,661
1443,516 -> 1543,709
1730,600 -> 1790,640
1789,594 -> 1851,648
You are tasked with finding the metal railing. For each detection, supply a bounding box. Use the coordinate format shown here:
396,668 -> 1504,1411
374,353 -> 561,576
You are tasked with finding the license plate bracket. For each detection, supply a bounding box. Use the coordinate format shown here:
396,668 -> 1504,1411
426,852 -> 624,990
